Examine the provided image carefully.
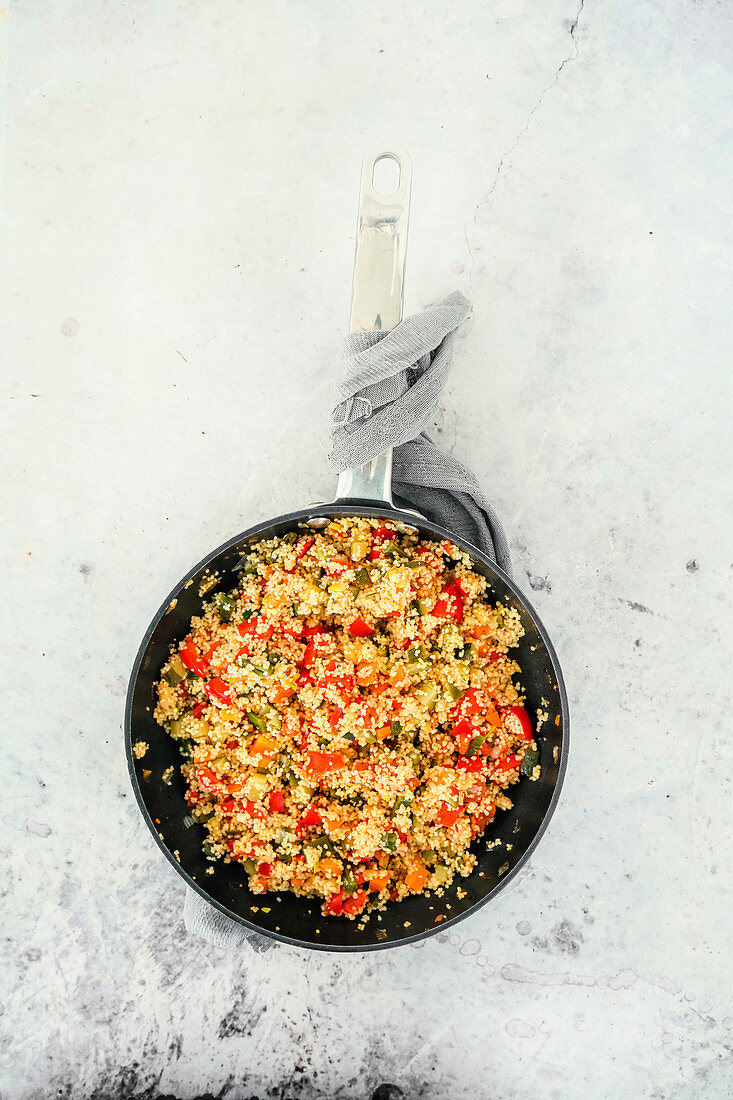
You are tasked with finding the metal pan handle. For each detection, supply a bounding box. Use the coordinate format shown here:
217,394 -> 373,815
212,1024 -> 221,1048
333,144 -> 412,507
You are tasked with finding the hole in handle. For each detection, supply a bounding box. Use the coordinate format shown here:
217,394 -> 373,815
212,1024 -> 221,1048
372,154 -> 401,197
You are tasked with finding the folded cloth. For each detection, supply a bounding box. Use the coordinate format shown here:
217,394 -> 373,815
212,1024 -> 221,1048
184,289 -> 511,945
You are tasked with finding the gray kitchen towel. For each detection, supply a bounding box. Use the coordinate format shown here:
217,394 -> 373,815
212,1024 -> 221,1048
184,288 -> 511,946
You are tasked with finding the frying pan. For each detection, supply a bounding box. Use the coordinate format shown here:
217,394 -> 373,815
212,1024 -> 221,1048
125,145 -> 569,951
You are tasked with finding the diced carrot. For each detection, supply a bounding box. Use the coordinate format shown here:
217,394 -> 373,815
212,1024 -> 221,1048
368,871 -> 391,892
250,734 -> 279,766
271,683 -> 296,706
356,659 -> 377,686
388,665 -> 409,689
318,857 -> 343,877
374,725 -> 391,741
405,865 -> 429,893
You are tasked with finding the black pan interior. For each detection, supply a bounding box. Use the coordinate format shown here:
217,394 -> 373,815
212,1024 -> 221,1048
125,504 -> 568,951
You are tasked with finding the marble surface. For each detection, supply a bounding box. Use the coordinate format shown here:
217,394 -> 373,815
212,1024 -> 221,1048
2,1 -> 732,1097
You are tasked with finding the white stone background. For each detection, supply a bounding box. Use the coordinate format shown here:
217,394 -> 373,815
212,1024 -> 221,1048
1,0 -> 731,1097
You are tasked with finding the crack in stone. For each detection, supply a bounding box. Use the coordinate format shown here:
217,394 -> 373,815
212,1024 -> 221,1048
463,0 -> 586,287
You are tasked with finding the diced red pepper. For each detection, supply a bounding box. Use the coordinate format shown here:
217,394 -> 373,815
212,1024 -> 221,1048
342,888 -> 368,916
326,889 -> 344,916
295,536 -> 314,560
192,702 -> 207,719
221,797 -> 235,813
297,670 -> 314,687
434,803 -> 462,827
324,556 -> 351,577
197,766 -> 219,790
203,640 -> 222,665
367,548 -> 383,561
268,790 -> 285,813
456,756 -> 484,772
372,526 -> 394,543
258,862 -> 272,877
205,677 -> 233,706
348,616 -> 374,637
303,631 -> 334,667
450,717 -> 477,754
301,624 -> 329,637
180,637 -> 207,678
432,581 -> 464,623
489,650 -> 502,663
244,799 -> 267,820
305,750 -> 345,777
299,805 -> 323,827
504,704 -> 534,741
496,753 -> 522,772
449,687 -> 485,720
185,788 -> 199,805
237,615 -> 274,642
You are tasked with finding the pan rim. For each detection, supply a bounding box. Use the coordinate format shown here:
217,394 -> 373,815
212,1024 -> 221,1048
125,502 -> 570,952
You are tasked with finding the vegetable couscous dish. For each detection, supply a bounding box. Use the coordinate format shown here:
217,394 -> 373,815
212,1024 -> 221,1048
153,518 -> 540,921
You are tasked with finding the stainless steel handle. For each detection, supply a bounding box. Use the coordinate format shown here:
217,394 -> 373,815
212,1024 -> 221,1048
334,144 -> 412,507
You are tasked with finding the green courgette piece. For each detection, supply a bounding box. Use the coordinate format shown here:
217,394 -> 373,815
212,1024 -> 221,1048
380,832 -> 398,852
520,744 -> 540,776
446,682 -> 463,701
164,654 -> 187,685
465,734 -> 486,757
215,592 -> 238,622
247,711 -> 267,732
342,866 -> 357,895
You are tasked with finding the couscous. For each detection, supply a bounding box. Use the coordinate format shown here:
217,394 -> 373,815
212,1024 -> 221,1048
153,518 -> 539,920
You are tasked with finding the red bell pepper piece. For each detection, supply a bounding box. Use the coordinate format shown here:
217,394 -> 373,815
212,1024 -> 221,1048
295,536 -> 314,560
268,790 -> 285,813
205,678 -> 233,706
203,640 -> 222,665
342,888 -> 368,916
456,756 -> 484,772
258,862 -> 272,877
504,705 -> 534,741
348,616 -> 374,637
432,581 -> 464,623
434,803 -> 462,827
324,556 -> 351,577
326,889 -> 344,916
303,631 -> 334,667
304,750 -> 345,777
372,526 -> 394,543
496,753 -> 522,772
367,548 -> 383,561
221,797 -> 235,813
196,766 -> 219,790
180,637 -> 207,678
244,799 -> 267,820
488,650 -> 502,663
192,702 -> 207,719
449,687 -> 486,721
299,805 -> 323,827
450,717 -> 478,755
237,615 -> 274,642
